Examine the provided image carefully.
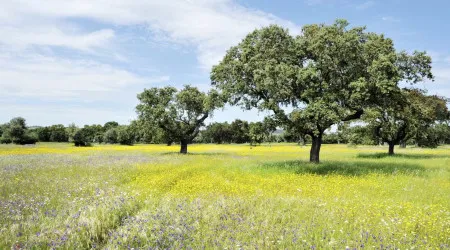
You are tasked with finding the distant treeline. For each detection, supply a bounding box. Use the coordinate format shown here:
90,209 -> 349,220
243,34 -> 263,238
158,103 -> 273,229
1,117 -> 449,148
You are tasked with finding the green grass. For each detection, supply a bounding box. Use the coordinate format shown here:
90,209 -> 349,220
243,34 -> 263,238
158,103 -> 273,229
0,143 -> 449,249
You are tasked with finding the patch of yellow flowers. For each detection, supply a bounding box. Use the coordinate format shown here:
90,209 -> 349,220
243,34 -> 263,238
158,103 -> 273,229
1,143 -> 449,248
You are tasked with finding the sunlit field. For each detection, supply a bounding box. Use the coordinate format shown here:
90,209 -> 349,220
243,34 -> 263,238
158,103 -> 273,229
1,143 -> 449,249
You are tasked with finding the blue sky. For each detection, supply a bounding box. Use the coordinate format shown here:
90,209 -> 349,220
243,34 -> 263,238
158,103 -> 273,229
1,0 -> 449,126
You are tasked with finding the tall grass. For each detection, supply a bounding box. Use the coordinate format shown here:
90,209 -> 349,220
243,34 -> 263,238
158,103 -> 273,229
0,143 -> 449,248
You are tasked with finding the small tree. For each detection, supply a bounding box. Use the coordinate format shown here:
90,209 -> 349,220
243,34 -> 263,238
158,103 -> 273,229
35,127 -> 51,142
366,89 -> 448,154
73,128 -> 92,147
203,122 -> 233,144
229,119 -> 250,143
66,123 -> 78,142
117,126 -> 135,145
1,117 -> 37,145
249,122 -> 266,146
104,128 -> 118,144
103,121 -> 119,131
49,124 -> 69,142
136,85 -> 221,154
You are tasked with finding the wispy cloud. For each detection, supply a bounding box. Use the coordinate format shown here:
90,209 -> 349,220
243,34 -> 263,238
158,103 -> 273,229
1,0 -> 300,69
0,26 -> 115,51
0,0 -> 300,124
0,53 -> 169,100
381,16 -> 401,22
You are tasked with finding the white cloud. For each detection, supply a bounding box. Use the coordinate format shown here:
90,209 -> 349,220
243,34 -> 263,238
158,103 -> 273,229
0,53 -> 169,100
1,0 -> 300,69
381,16 -> 400,22
0,26 -> 114,51
0,0 -> 300,124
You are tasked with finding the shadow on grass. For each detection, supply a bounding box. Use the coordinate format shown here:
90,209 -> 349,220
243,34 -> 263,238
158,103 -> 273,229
261,160 -> 425,176
357,152 -> 447,159
160,152 -> 228,156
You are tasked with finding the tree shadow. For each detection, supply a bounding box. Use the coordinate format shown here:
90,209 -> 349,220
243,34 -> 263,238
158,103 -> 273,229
357,153 -> 447,159
160,152 -> 228,156
261,160 -> 425,176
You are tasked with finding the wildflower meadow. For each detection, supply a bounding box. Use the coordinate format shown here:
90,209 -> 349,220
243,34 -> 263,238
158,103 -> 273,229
1,143 -> 449,249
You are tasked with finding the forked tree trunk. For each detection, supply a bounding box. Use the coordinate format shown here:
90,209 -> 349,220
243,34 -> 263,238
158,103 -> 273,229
310,134 -> 323,163
388,142 -> 395,155
180,139 -> 188,154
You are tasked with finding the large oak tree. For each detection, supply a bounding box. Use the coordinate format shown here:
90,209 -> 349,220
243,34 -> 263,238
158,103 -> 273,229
211,20 -> 432,163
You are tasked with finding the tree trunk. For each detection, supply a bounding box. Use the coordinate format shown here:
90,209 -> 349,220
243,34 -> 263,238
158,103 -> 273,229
388,142 -> 395,155
180,139 -> 188,154
167,141 -> 173,146
399,140 -> 406,148
309,134 -> 323,163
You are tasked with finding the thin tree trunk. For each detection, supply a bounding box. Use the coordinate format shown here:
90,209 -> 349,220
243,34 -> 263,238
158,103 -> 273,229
180,139 -> 188,154
399,140 -> 406,148
388,142 -> 395,155
310,134 -> 323,163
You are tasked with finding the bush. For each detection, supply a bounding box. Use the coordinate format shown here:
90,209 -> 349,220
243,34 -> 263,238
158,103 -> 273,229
0,137 -> 12,144
16,132 -> 38,145
0,117 -> 37,145
117,126 -> 135,145
73,129 -> 92,147
104,128 -> 118,144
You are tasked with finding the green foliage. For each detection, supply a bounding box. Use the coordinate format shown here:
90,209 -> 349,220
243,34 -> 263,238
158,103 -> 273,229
35,126 -> 51,141
104,128 -> 118,144
0,137 -> 12,144
49,124 -> 69,142
343,125 -> 378,146
66,123 -> 78,142
201,122 -> 232,144
229,119 -> 250,143
103,121 -> 119,131
116,126 -> 135,145
73,128 -> 93,147
130,119 -> 172,144
211,20 -> 433,162
136,85 -> 222,153
415,121 -> 450,148
365,89 -> 448,152
0,117 -> 37,145
82,124 -> 104,144
249,122 -> 265,145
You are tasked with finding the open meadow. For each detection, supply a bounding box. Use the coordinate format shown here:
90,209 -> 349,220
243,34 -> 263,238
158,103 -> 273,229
0,143 -> 449,249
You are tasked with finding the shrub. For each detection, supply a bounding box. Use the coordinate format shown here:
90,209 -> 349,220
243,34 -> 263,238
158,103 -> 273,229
0,137 -> 12,144
0,117 -> 37,145
117,126 -> 135,145
104,128 -> 118,144
16,131 -> 38,145
73,128 -> 92,147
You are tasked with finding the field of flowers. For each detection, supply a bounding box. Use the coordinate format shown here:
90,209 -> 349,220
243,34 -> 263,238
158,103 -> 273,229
0,143 -> 449,249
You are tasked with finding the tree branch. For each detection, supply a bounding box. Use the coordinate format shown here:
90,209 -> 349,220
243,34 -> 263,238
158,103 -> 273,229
342,109 -> 364,122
